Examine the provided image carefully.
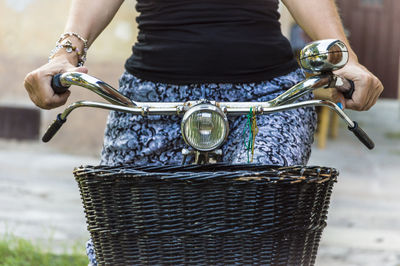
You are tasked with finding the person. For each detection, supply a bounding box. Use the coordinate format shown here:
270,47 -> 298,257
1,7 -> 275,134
24,0 -> 383,264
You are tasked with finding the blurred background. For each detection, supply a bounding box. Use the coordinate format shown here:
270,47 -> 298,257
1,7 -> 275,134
0,0 -> 399,265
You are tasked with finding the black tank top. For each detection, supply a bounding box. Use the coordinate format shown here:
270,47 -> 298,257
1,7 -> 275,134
125,0 -> 298,84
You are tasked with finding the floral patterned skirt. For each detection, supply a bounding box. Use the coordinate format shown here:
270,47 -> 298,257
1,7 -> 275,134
86,68 -> 317,265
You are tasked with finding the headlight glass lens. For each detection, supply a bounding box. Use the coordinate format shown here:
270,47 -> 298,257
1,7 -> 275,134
182,106 -> 228,151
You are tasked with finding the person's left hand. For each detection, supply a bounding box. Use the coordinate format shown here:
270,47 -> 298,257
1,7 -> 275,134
332,61 -> 384,111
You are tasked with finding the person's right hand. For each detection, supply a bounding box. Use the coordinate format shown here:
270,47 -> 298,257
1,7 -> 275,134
24,57 -> 88,110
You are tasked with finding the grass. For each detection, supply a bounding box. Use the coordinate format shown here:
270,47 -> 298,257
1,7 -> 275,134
0,237 -> 87,266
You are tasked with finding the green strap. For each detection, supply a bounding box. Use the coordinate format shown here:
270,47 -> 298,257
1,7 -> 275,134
243,108 -> 253,163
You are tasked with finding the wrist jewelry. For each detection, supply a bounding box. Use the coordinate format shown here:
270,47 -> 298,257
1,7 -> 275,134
49,32 -> 88,66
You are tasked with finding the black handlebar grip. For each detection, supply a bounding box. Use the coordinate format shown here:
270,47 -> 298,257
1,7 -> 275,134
342,79 -> 355,99
42,114 -> 66,142
51,74 -> 70,94
348,121 -> 375,150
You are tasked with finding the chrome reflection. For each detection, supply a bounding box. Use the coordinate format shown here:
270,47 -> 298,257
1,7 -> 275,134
299,39 -> 349,72
58,72 -> 136,107
268,74 -> 334,107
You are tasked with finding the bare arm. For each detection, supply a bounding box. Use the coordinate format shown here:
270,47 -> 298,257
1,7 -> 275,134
283,0 -> 354,58
65,0 -> 124,47
282,0 -> 383,111
24,0 -> 124,109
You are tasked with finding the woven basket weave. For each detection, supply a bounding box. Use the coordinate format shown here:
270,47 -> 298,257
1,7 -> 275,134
74,163 -> 338,266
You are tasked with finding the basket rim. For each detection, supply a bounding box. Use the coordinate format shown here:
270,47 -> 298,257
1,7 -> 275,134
73,163 -> 338,184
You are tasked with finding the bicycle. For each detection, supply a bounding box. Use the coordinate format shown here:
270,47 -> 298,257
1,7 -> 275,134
43,39 -> 374,265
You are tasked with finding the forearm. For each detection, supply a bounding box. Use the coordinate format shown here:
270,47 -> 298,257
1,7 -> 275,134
65,0 -> 124,46
52,0 -> 124,65
282,0 -> 357,61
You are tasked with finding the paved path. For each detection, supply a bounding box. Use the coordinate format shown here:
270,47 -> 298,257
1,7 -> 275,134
0,100 -> 399,264
310,100 -> 400,266
0,141 -> 97,252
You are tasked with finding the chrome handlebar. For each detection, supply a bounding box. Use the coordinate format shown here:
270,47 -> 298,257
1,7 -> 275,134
52,71 -> 352,121
53,71 -> 343,109
51,72 -> 136,107
44,71 -> 374,149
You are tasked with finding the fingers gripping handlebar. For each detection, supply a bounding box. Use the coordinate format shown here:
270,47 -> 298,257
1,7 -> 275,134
335,77 -> 355,99
317,77 -> 374,149
343,79 -> 355,99
318,77 -> 374,149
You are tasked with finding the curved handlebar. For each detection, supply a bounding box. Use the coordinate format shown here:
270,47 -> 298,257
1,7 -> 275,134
50,72 -> 136,107
43,72 -> 374,149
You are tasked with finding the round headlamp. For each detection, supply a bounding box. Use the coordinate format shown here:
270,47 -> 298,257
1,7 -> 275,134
181,104 -> 229,151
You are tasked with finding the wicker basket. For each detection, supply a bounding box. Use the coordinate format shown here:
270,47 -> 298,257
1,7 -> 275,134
74,163 -> 338,266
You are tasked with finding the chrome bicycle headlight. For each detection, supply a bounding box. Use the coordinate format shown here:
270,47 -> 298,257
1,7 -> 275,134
181,104 -> 229,151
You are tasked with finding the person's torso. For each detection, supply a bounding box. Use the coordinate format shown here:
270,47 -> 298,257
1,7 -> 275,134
125,0 -> 298,84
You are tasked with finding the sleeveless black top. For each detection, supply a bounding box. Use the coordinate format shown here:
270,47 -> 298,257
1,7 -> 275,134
125,0 -> 298,84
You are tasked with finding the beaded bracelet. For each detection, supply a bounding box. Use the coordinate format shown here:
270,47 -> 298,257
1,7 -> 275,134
58,32 -> 88,48
49,32 -> 88,66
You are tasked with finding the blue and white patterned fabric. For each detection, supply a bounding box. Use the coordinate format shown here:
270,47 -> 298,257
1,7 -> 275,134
100,68 -> 316,166
86,240 -> 97,266
87,68 -> 317,265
